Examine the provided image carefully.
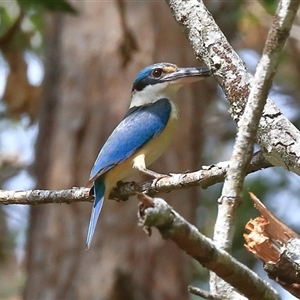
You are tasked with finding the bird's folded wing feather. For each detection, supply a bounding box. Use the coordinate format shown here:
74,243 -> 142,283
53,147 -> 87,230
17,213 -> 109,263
88,98 -> 172,183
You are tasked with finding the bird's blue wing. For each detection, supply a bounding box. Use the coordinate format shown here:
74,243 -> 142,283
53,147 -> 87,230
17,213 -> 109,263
89,98 -> 172,182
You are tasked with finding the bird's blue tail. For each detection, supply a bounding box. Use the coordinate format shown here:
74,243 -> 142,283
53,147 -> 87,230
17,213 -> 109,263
86,178 -> 105,249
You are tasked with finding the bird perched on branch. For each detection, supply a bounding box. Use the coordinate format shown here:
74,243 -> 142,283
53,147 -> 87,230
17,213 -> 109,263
86,62 -> 210,249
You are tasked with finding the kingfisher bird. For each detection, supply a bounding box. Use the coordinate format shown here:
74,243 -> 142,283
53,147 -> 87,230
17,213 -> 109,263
86,62 -> 210,249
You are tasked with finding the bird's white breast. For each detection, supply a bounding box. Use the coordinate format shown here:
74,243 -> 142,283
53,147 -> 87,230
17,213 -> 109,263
130,82 -> 180,107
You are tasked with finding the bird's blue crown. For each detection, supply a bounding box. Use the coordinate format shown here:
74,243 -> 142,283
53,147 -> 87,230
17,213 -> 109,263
132,62 -> 177,92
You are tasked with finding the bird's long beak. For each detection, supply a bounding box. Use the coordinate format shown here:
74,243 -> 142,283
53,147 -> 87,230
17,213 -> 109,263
164,67 -> 211,85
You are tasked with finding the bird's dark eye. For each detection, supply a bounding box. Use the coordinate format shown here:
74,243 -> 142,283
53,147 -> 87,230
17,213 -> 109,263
151,68 -> 163,78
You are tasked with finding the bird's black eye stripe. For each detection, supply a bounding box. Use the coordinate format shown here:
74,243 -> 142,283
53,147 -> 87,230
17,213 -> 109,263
151,68 -> 163,78
132,67 -> 165,91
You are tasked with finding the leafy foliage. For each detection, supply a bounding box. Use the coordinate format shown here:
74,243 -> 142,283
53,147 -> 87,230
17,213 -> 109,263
259,0 -> 279,14
16,0 -> 76,14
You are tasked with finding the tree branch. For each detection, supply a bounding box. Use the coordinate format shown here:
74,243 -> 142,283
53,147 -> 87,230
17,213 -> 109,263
137,196 -> 280,300
208,0 -> 300,296
0,188 -> 92,205
165,0 -> 300,298
0,154 -> 270,205
165,0 -> 300,176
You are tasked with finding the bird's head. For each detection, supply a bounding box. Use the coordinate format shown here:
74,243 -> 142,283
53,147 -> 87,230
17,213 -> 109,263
130,62 -> 210,107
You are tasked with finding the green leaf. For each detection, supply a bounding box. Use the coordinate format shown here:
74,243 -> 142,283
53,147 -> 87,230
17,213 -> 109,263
17,0 -> 77,14
259,0 -> 278,14
0,6 -> 13,35
29,12 -> 44,32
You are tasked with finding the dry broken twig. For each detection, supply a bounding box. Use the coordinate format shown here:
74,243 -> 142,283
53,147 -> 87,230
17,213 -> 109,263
245,192 -> 300,298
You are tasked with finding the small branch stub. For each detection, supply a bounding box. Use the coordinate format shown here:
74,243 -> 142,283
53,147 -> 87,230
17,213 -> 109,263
244,192 -> 300,298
